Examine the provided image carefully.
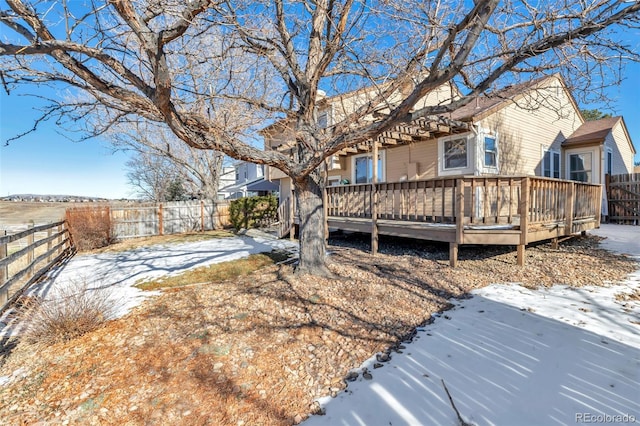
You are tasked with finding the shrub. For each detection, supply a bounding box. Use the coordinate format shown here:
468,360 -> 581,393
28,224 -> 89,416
20,280 -> 117,345
229,195 -> 278,231
65,206 -> 113,251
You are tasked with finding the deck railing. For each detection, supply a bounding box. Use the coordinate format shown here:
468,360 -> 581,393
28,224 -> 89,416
326,176 -> 601,227
326,176 -> 601,265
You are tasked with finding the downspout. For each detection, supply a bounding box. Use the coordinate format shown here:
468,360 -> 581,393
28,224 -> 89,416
471,123 -> 481,176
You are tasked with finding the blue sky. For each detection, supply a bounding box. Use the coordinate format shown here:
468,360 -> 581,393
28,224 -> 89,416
0,88 -> 132,199
1,63 -> 639,199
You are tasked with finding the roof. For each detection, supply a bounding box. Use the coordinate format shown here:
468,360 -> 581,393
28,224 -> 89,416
447,74 -> 573,122
562,116 -> 621,146
219,177 -> 278,194
245,178 -> 279,192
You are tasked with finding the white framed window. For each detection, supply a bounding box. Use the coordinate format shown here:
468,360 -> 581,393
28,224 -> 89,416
327,155 -> 343,171
606,148 -> 613,175
569,152 -> 592,182
352,151 -> 385,184
318,106 -> 332,129
444,137 -> 468,170
542,148 -> 560,179
484,136 -> 498,168
327,176 -> 341,186
438,134 -> 473,176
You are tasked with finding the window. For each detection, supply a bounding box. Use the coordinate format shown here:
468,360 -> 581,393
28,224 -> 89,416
327,155 -> 343,171
318,110 -> 329,129
484,136 -> 497,167
443,137 -> 468,169
606,149 -> 613,175
353,152 -> 384,183
569,153 -> 592,182
327,176 -> 341,186
543,149 -> 560,179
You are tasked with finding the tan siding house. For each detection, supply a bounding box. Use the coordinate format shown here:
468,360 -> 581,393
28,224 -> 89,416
264,74 -> 635,205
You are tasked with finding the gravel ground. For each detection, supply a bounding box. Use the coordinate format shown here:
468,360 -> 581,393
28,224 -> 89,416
0,232 -> 636,425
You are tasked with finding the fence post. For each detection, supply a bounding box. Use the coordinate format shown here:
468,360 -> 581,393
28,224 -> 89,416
158,203 -> 164,236
27,223 -> 35,278
57,223 -> 63,253
47,225 -> 53,263
0,230 -> 7,305
201,200 -> 205,232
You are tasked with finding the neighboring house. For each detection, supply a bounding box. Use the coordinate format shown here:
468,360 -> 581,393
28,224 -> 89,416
218,162 -> 278,199
216,166 -> 237,200
264,74 -> 635,210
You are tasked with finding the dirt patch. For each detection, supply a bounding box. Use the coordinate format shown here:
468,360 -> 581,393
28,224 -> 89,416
0,235 -> 636,425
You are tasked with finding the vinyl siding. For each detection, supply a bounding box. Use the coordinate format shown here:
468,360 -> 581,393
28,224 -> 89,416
476,77 -> 583,177
385,140 -> 439,181
606,122 -> 635,174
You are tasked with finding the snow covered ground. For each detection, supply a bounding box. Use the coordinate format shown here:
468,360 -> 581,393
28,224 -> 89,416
0,234 -> 297,337
306,224 -> 640,426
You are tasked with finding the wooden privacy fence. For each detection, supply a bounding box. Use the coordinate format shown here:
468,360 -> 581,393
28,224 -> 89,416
0,221 -> 74,313
67,200 -> 231,242
607,173 -> 640,224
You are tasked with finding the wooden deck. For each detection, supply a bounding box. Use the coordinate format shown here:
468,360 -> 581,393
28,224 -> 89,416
320,176 -> 602,266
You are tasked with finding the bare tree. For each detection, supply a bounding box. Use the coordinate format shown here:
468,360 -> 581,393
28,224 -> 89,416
125,151 -> 184,202
108,121 -> 225,201
1,0 -> 638,275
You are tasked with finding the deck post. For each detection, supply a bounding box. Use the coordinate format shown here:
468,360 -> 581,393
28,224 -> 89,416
518,177 -> 530,266
455,179 -> 464,244
323,184 -> 329,245
451,178 -> 465,267
449,243 -> 458,267
596,183 -> 603,228
371,139 -> 379,255
289,184 -> 295,241
566,182 -> 575,235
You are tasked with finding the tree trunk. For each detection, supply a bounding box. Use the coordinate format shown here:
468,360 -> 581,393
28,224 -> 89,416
294,174 -> 332,276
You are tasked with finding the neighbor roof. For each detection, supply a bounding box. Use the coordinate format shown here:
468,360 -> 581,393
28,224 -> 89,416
562,116 -> 621,146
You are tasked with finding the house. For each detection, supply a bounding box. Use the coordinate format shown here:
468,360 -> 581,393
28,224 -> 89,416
261,74 -> 635,265
266,74 -> 634,193
218,162 -> 279,199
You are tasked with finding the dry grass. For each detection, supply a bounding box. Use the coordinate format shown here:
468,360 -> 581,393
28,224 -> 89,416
136,251 -> 291,291
0,201 -> 70,226
20,280 -> 117,345
0,235 -> 636,425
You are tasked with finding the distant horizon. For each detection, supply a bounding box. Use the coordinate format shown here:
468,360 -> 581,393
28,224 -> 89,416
0,192 -> 128,200
2,63 -> 639,198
